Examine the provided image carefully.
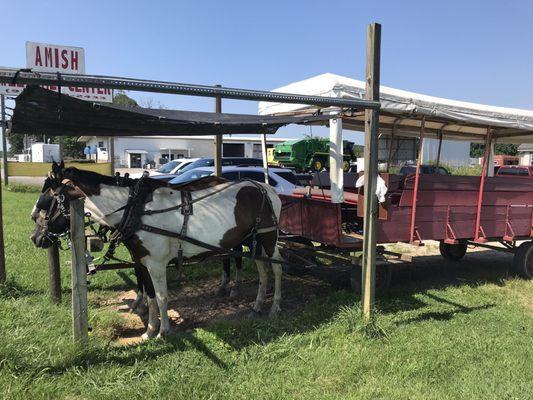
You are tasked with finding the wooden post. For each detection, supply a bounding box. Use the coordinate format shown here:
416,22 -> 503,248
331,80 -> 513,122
214,84 -> 222,177
260,134 -> 269,184
48,242 -> 62,303
70,199 -> 88,345
0,164 -> 5,284
109,137 -> 115,175
409,117 -> 425,244
361,23 -> 381,321
1,95 -> 8,186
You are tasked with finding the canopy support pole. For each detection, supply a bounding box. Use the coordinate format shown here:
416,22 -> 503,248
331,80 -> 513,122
109,137 -> 115,175
409,117 -> 425,245
435,130 -> 443,170
214,84 -> 222,177
474,128 -> 493,243
361,23 -> 381,321
261,134 -> 269,184
386,122 -> 396,173
329,109 -> 344,203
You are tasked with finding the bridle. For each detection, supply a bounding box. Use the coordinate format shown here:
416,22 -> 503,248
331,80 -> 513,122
37,179 -> 76,245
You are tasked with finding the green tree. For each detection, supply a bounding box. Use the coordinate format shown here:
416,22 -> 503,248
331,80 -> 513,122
113,91 -> 139,108
470,143 -> 518,157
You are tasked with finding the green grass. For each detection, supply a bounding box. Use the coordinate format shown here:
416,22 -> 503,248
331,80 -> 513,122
0,189 -> 532,399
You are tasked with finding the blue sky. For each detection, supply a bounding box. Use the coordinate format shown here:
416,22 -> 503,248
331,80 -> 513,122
2,0 -> 532,141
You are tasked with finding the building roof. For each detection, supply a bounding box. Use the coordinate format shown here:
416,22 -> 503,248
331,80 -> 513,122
258,73 -> 533,143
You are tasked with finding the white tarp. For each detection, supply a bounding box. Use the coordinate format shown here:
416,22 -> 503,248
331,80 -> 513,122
258,73 -> 533,143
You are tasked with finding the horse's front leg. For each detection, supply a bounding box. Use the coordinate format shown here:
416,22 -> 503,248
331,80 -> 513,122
217,258 -> 231,297
230,246 -> 243,299
137,265 -> 158,340
145,259 -> 170,339
131,264 -> 147,314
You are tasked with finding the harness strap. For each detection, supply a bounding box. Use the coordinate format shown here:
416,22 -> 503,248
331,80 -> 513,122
139,223 -> 283,265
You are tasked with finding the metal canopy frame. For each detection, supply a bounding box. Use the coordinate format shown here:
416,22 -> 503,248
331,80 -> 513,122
0,68 -> 380,111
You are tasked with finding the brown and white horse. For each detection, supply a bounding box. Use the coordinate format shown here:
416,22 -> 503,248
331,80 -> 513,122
31,162 -> 283,339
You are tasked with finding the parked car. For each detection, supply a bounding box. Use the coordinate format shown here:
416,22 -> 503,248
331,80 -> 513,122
130,158 -> 199,178
176,157 -> 263,175
495,165 -> 533,177
154,166 -> 300,195
399,165 -> 451,175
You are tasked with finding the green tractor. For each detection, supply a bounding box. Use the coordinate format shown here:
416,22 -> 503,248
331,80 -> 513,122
273,137 -> 362,172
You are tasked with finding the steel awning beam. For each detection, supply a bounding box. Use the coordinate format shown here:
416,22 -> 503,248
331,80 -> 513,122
0,67 -> 381,110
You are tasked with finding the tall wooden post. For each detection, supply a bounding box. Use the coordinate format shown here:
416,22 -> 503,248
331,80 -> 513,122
1,95 -> 8,186
48,242 -> 62,303
214,84 -> 222,177
70,199 -> 88,345
409,117 -> 425,244
361,23 -> 381,321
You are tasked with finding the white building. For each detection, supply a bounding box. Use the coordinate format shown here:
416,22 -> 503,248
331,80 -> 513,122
78,135 -> 290,168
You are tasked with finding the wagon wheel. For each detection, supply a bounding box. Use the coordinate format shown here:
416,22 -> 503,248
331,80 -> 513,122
280,237 -> 317,275
312,159 -> 323,171
511,241 -> 533,279
350,264 -> 392,294
342,160 -> 350,172
439,240 -> 467,261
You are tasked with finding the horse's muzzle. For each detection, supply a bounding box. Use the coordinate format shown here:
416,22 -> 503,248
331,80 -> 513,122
30,226 -> 53,249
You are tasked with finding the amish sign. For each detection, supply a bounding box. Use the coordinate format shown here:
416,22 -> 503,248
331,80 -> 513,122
0,42 -> 112,102
26,42 -> 85,74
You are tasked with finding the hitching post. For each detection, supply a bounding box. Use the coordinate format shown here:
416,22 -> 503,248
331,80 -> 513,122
361,23 -> 381,321
214,84 -> 222,177
48,242 -> 62,303
70,198 -> 88,344
1,95 -> 8,186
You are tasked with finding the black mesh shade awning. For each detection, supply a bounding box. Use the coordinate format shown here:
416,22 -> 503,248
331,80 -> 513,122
10,86 -> 331,136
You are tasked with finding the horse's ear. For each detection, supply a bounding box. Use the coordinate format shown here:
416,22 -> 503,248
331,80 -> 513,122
59,160 -> 65,170
51,161 -> 59,173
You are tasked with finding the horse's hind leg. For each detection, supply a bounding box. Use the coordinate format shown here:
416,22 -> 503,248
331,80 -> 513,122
217,258 -> 231,296
269,247 -> 283,318
230,245 -> 243,299
252,248 -> 268,316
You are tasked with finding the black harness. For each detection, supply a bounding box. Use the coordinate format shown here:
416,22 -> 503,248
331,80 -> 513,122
98,176 -> 279,267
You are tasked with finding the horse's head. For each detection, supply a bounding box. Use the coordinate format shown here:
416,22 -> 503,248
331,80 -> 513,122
30,161 -> 85,248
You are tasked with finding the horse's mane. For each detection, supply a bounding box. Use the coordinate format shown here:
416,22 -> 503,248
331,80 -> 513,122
62,167 -> 119,186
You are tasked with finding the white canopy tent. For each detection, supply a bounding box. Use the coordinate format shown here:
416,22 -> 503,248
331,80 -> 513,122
258,73 -> 533,143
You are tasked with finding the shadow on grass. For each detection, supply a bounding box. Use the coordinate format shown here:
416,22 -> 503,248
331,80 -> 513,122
0,279 -> 41,299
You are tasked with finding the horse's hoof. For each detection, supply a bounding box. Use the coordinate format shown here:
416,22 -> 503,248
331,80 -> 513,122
156,331 -> 169,340
141,328 -> 157,341
229,288 -> 240,299
269,306 -> 281,318
247,309 -> 262,319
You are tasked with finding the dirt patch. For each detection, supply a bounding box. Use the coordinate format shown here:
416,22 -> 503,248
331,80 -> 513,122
110,274 -> 333,345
